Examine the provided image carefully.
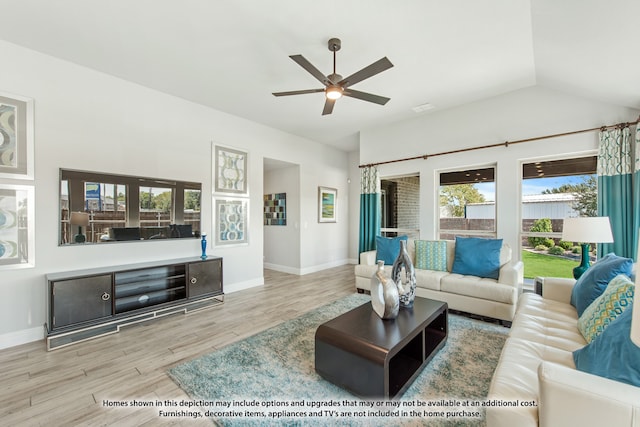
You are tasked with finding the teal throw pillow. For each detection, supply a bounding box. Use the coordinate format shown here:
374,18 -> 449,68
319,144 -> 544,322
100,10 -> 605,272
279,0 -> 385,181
573,307 -> 640,387
375,235 -> 408,266
570,253 -> 634,317
577,274 -> 634,343
415,240 -> 448,271
451,237 -> 502,280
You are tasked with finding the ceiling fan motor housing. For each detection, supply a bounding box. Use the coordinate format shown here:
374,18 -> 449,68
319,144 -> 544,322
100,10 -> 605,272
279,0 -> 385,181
328,38 -> 341,52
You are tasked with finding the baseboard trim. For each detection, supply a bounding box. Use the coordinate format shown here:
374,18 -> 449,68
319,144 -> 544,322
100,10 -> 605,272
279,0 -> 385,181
0,326 -> 44,350
265,259 -> 352,276
224,277 -> 264,294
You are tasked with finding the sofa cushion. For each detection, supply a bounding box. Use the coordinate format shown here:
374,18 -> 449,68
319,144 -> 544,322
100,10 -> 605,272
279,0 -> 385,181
414,240 -> 447,271
573,307 -> 640,387
570,253 -> 634,317
510,294 -> 586,352
451,236 -> 503,279
375,235 -> 408,265
577,274 -> 634,343
414,269 -> 448,291
440,274 -> 516,304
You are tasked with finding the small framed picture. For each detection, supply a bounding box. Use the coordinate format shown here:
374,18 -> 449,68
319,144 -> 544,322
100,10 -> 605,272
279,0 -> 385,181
318,186 -> 337,223
0,92 -> 34,180
214,197 -> 248,246
213,145 -> 248,195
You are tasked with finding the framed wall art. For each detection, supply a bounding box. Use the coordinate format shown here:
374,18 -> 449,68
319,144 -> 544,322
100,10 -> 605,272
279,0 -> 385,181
264,193 -> 286,226
213,145 -> 248,195
0,184 -> 35,268
0,92 -> 34,180
318,186 -> 337,223
214,197 -> 248,246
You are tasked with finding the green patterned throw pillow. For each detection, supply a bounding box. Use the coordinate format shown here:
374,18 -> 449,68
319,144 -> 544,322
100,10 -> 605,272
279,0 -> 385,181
577,274 -> 635,343
415,240 -> 448,271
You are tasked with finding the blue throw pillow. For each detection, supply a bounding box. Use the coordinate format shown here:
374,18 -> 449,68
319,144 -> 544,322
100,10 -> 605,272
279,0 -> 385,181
570,253 -> 634,317
451,237 -> 502,280
573,307 -> 640,387
375,235 -> 408,266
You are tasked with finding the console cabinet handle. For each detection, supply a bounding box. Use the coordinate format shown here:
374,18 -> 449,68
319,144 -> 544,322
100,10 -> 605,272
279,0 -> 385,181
101,292 -> 111,301
190,277 -> 197,285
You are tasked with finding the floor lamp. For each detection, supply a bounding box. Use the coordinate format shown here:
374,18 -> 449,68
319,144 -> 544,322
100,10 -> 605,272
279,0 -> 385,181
561,217 -> 613,279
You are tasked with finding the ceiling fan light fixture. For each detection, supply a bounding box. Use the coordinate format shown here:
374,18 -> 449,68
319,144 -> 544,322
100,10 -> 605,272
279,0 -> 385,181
326,86 -> 343,100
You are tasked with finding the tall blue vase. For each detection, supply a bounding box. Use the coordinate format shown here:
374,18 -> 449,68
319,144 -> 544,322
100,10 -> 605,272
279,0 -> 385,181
200,234 -> 207,259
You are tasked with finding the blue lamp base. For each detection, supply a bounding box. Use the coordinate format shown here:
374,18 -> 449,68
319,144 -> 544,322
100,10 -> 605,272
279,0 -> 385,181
573,243 -> 591,279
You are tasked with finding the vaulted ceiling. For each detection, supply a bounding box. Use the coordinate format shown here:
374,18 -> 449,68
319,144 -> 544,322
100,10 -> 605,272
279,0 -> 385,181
0,0 -> 638,152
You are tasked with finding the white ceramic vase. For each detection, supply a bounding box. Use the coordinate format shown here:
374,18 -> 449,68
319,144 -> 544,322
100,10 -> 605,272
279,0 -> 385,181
371,260 -> 399,319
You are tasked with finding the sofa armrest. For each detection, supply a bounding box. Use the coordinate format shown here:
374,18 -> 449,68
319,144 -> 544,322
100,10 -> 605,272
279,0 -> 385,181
538,361 -> 640,427
498,261 -> 524,291
359,250 -> 377,266
539,277 -> 576,304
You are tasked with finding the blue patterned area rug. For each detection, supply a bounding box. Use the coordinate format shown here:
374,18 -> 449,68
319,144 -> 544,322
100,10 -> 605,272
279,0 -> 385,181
168,293 -> 508,426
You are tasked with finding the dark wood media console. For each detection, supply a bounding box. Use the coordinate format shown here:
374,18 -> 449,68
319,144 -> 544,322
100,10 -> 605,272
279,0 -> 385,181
45,256 -> 223,350
315,297 -> 447,399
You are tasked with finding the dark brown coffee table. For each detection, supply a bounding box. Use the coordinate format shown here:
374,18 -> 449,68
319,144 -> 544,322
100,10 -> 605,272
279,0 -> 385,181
315,296 -> 447,399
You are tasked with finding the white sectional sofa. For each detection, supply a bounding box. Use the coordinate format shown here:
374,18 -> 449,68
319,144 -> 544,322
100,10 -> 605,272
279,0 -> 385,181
355,239 -> 524,322
487,276 -> 640,427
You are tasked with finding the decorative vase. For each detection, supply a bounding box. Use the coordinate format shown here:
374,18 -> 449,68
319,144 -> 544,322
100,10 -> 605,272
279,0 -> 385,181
391,240 -> 417,308
200,234 -> 207,259
370,260 -> 399,319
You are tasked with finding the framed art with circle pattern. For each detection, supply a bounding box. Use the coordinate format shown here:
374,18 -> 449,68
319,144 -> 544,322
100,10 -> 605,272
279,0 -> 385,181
214,198 -> 248,246
214,145 -> 248,195
0,92 -> 34,180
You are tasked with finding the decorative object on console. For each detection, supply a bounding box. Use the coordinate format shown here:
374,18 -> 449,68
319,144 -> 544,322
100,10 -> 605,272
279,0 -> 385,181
213,145 -> 248,195
392,239 -> 416,308
318,186 -> 337,223
561,216 -> 614,279
70,211 -> 89,244
200,233 -> 207,259
370,260 -> 399,319
0,91 -> 34,179
451,236 -> 502,280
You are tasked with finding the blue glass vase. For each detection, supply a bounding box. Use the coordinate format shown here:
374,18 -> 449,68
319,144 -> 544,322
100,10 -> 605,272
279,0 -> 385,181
200,234 -> 207,259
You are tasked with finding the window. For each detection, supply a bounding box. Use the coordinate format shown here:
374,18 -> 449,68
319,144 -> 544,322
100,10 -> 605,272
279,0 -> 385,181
380,175 -> 420,240
438,166 -> 496,239
520,156 -> 597,279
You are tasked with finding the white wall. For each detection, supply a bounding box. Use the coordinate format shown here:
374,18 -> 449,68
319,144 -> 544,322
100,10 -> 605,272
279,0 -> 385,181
263,164 -> 300,273
0,40 -> 350,349
354,86 -> 640,260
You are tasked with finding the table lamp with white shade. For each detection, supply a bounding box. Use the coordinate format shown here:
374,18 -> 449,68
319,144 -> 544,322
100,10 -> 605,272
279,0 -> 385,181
70,211 -> 90,244
561,216 -> 614,279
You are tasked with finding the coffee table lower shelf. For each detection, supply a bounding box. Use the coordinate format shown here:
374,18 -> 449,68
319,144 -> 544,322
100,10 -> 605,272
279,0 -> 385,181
315,297 -> 448,399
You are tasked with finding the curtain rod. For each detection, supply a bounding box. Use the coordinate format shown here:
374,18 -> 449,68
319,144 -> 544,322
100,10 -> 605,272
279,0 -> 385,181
358,116 -> 640,169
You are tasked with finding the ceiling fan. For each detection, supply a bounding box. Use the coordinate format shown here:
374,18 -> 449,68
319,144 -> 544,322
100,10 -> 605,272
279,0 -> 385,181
272,38 -> 393,115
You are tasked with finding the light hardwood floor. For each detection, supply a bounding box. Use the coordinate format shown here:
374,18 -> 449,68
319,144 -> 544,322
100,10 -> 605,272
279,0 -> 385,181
0,265 -> 357,426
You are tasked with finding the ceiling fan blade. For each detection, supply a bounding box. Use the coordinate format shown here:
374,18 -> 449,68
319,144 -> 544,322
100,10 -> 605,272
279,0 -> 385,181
338,57 -> 393,88
272,88 -> 325,97
343,89 -> 390,105
289,55 -> 332,86
322,98 -> 336,115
